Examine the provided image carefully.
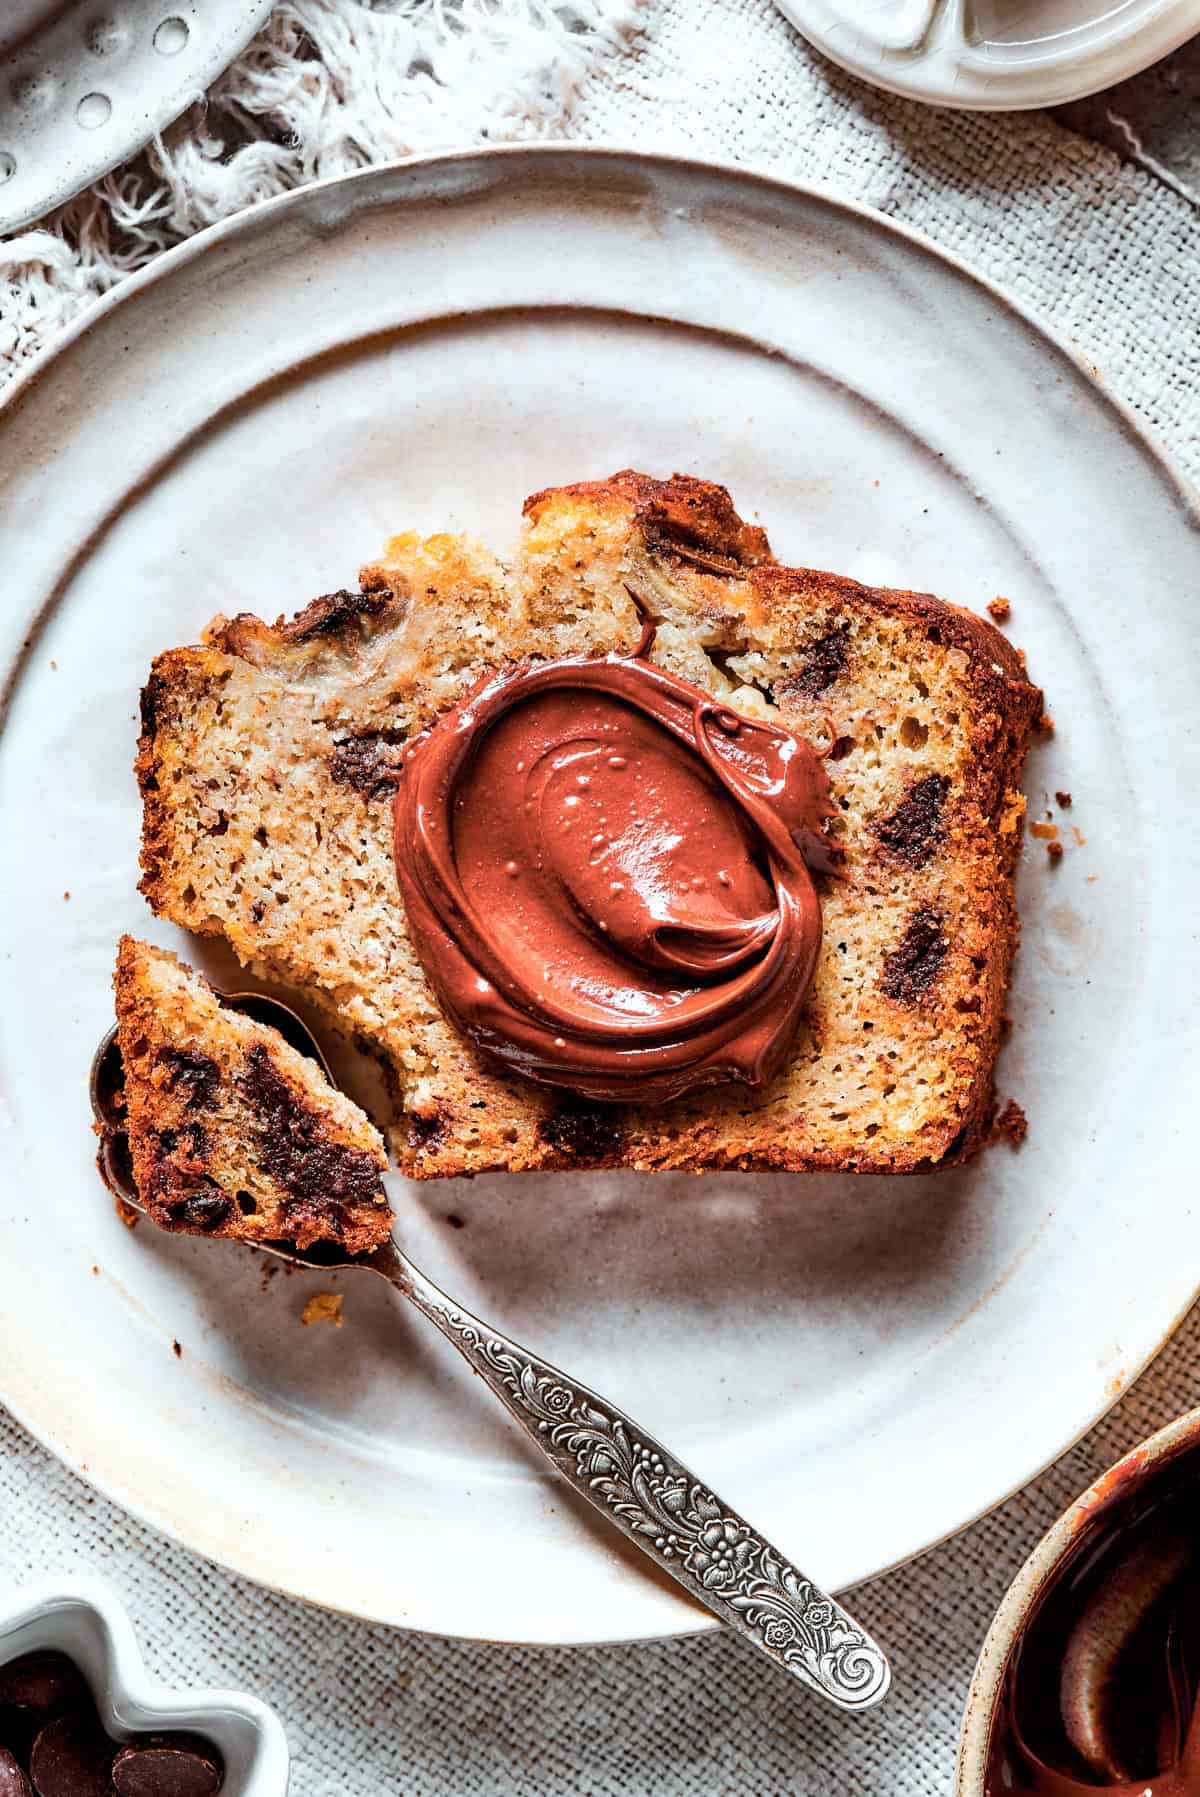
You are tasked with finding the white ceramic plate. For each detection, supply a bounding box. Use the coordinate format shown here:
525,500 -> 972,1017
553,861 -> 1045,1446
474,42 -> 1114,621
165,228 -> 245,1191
0,0 -> 273,235
775,0 -> 1199,110
1,148 -> 1198,1648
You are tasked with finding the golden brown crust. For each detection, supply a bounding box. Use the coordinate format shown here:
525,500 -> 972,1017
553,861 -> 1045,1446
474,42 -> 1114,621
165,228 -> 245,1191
114,937 -> 391,1250
137,471 -> 1041,1180
524,469 -> 773,568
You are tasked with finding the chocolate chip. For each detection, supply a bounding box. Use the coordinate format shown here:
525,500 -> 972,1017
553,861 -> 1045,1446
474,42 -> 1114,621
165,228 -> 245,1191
29,1710 -> 113,1797
139,672 -> 166,742
407,1108 -> 448,1153
239,1047 -> 383,1205
538,1103 -> 622,1162
279,589 -> 388,643
112,1735 -> 223,1797
328,733 -> 405,802
0,1748 -> 30,1797
0,1654 -> 84,1724
789,625 -> 849,697
170,1191 -> 234,1232
156,1048 -> 219,1109
873,775 -> 949,866
880,907 -> 948,1002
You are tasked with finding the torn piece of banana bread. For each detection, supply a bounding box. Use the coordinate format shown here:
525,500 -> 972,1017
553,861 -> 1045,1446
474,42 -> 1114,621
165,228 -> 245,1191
113,936 -> 391,1249
137,471 -> 1042,1179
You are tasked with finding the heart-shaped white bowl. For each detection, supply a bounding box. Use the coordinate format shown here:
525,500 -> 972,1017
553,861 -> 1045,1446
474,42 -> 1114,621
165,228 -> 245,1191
0,1575 -> 289,1794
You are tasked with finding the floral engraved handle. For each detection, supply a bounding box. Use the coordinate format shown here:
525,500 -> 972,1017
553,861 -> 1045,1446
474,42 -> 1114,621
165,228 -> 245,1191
384,1246 -> 891,1710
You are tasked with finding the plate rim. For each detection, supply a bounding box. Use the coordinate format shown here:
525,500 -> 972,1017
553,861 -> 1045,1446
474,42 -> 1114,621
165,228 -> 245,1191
2,144 -> 1199,1648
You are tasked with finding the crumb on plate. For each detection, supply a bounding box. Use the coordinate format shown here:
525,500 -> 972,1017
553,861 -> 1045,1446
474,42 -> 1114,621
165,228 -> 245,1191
993,1099 -> 1028,1146
302,1292 -> 344,1328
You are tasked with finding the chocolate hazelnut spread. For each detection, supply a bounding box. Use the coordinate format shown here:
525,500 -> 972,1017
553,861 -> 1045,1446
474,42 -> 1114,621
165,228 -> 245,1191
392,617 -> 833,1103
988,1452 -> 1200,1796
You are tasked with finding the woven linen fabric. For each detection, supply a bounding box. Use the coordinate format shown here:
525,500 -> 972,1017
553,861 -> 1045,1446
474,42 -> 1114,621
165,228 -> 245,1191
2,2 -> 1200,1792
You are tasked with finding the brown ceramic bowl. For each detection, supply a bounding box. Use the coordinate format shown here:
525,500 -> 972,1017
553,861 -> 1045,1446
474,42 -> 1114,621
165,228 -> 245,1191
956,1403 -> 1200,1795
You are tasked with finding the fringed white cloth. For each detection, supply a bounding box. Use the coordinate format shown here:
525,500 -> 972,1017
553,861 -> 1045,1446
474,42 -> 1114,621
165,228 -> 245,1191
0,0 -> 645,379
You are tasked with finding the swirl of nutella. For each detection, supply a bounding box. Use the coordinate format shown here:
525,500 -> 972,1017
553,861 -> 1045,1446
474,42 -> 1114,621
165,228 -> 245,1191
392,619 -> 834,1104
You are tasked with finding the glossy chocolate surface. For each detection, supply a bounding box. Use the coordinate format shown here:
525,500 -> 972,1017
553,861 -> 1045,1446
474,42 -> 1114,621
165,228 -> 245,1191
393,615 -> 833,1103
988,1450 -> 1200,1795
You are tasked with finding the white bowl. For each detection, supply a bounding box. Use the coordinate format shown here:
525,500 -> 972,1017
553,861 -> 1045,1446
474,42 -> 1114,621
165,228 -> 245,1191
0,1575 -> 289,1795
772,0 -> 1199,110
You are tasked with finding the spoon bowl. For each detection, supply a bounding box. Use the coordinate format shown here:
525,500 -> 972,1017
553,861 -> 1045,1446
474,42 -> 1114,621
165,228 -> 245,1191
89,990 -> 333,1214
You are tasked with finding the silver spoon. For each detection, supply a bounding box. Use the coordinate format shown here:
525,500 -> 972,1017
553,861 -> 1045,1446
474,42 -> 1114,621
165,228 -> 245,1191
90,995 -> 890,1712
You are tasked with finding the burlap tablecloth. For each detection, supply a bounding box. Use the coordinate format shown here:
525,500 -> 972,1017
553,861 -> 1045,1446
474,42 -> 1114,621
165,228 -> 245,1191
2,3 -> 1198,1789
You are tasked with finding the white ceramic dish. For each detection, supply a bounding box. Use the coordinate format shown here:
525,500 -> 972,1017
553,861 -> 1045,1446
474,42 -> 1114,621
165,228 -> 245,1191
1,148 -> 1199,1649
774,0 -> 1199,110
0,1575 -> 289,1793
0,0 -> 273,235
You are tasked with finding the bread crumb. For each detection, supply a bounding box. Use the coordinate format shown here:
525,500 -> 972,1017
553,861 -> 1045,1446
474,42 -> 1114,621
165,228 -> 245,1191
1030,820 -> 1058,840
1046,840 -> 1064,861
115,1196 -> 139,1230
987,597 -> 1011,623
993,1099 -> 1028,1146
1054,790 -> 1072,808
172,1340 -> 183,1359
997,790 -> 1027,837
63,891 -> 70,901
1087,873 -> 1098,883
1072,826 -> 1086,847
302,1292 -> 343,1328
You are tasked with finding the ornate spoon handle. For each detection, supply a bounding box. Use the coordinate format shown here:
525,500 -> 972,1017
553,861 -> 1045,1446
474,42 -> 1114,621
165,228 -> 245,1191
369,1239 -> 891,1711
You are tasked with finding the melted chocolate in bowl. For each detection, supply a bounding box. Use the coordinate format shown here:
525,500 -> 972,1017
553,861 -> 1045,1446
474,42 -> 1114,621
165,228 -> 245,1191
393,623 -> 833,1103
988,1449 -> 1200,1795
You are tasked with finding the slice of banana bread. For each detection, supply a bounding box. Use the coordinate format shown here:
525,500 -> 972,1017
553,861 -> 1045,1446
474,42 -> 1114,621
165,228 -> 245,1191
113,936 -> 391,1249
137,472 -> 1041,1179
